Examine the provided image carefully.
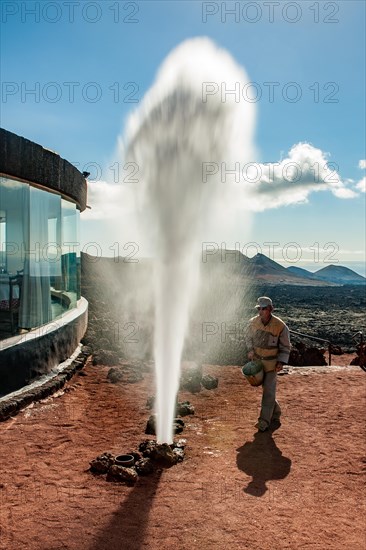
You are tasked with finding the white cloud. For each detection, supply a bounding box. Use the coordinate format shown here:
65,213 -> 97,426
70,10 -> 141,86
359,159 -> 366,170
84,142 -> 362,228
355,176 -> 366,193
230,142 -> 358,211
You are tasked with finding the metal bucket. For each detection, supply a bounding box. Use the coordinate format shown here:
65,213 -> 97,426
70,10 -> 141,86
241,361 -> 264,386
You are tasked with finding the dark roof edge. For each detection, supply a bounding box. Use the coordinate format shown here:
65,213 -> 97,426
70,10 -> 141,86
0,128 -> 87,212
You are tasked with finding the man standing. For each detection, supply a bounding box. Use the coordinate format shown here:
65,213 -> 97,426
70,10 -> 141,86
245,296 -> 291,432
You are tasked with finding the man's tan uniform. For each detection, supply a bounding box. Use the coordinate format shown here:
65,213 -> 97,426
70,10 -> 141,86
246,314 -> 291,372
246,313 -> 291,429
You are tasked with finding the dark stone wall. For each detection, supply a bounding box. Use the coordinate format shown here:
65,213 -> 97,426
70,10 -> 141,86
0,128 -> 87,211
0,302 -> 88,396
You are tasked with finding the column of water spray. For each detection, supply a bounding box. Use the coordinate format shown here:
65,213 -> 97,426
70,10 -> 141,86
124,37 -> 256,443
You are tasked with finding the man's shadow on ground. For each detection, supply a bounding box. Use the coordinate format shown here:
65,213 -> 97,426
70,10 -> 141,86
236,427 -> 291,497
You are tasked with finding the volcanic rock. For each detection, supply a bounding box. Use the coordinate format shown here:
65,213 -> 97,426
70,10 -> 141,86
180,362 -> 202,393
146,396 -> 155,409
172,447 -> 185,462
129,451 -> 142,462
106,465 -> 138,484
107,367 -> 124,383
350,343 -> 366,369
174,419 -> 185,434
107,366 -> 144,384
176,401 -> 195,416
201,374 -> 218,390
153,443 -> 178,465
138,439 -> 185,466
90,452 -> 115,474
145,415 -> 184,435
330,344 -> 344,355
289,342 -> 327,366
302,347 -> 327,366
92,350 -> 120,366
135,458 -> 154,475
123,369 -> 144,384
81,345 -> 92,357
145,415 -> 156,435
139,439 -> 158,457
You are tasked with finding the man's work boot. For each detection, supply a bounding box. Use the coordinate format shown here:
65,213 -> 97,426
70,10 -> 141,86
255,420 -> 269,432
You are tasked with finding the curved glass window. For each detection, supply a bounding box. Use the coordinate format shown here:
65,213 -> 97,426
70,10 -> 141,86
0,177 -> 81,338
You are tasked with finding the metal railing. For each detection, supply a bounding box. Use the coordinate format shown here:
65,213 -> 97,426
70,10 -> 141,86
289,329 -> 332,366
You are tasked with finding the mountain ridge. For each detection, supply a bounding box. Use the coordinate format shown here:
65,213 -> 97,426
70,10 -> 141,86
81,251 -> 365,286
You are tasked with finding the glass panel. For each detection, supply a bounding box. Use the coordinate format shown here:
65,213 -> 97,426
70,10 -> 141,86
0,178 -> 80,336
0,210 -> 6,273
47,192 -> 62,320
0,177 -> 29,336
19,187 -> 61,328
0,177 -> 29,276
61,199 -> 79,308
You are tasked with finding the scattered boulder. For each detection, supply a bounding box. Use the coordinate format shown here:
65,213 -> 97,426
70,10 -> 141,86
330,344 -> 344,355
123,369 -> 144,384
138,439 -> 159,458
145,415 -> 184,435
107,465 -> 138,484
201,374 -> 218,390
175,438 -> 187,449
129,451 -> 142,462
146,398 -> 194,416
92,350 -> 120,366
89,439 -> 186,484
288,348 -> 302,366
180,362 -> 202,393
107,366 -> 144,384
81,345 -> 92,357
172,447 -> 185,462
90,452 -> 115,474
135,458 -> 154,476
145,415 -> 156,435
152,443 -> 178,466
174,419 -> 185,434
107,367 -> 124,383
138,439 -> 185,466
176,401 -> 195,416
146,396 -> 155,409
350,343 -> 366,369
302,347 -> 327,366
289,342 -> 327,366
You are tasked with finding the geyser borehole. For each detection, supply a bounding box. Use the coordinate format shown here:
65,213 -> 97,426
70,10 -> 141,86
124,37 -> 256,443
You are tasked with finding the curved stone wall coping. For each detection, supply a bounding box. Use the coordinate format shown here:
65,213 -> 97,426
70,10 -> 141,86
0,128 -> 87,211
0,345 -> 91,422
0,298 -> 88,352
0,298 -> 88,396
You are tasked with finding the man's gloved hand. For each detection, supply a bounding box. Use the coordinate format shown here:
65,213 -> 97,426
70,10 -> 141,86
275,361 -> 284,372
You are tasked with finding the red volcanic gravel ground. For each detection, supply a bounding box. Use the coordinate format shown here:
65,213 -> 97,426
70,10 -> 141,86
0,357 -> 365,550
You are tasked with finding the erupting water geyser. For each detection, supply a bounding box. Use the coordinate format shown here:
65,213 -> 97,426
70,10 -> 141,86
124,37 -> 256,443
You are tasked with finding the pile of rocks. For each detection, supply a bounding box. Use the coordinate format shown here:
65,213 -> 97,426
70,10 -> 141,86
146,397 -> 195,417
350,342 -> 366,370
145,415 -> 185,436
289,342 -> 327,366
106,361 -> 150,384
180,363 -> 218,393
144,397 -> 195,436
90,439 -> 186,484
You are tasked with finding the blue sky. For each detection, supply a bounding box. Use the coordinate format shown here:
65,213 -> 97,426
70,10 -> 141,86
1,0 -> 365,274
